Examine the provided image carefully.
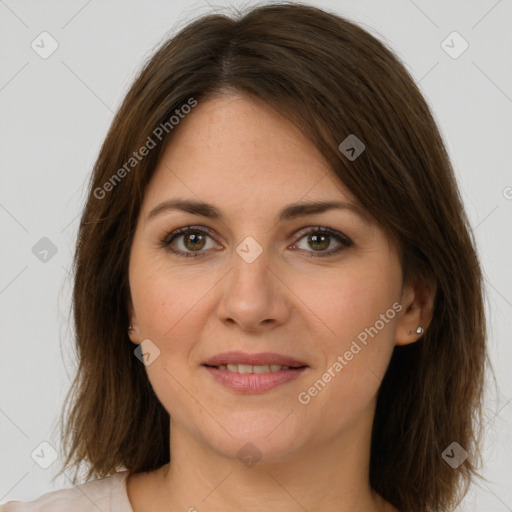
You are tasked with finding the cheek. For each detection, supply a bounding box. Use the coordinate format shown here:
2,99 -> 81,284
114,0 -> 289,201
298,298 -> 397,430
293,260 -> 398,342
294,264 -> 399,403
130,258 -> 218,394
130,252 -> 201,336
130,266 -> 205,411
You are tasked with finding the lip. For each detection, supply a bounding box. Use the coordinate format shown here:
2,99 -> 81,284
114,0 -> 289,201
202,351 -> 308,368
203,365 -> 308,393
202,351 -> 309,394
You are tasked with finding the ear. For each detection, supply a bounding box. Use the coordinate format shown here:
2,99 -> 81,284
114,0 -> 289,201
395,276 -> 436,346
127,298 -> 141,345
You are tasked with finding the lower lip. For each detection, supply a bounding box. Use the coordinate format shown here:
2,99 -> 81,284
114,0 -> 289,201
203,365 -> 308,393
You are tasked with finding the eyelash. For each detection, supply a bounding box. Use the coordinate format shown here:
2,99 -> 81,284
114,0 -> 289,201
159,225 -> 353,259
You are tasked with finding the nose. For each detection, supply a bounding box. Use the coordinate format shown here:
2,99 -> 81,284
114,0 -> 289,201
216,247 -> 291,333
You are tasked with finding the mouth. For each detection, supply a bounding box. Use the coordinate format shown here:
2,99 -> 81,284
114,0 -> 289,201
202,351 -> 309,371
201,351 -> 309,393
203,363 -> 307,373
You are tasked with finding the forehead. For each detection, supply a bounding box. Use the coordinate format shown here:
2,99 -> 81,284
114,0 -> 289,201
142,93 -> 361,217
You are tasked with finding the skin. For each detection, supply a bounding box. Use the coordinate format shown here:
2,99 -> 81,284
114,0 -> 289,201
126,92 -> 435,512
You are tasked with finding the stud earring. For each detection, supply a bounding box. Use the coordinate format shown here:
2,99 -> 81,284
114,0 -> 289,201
416,326 -> 424,335
128,324 -> 134,332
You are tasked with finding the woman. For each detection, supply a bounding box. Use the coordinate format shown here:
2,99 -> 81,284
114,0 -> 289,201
1,2 -> 487,511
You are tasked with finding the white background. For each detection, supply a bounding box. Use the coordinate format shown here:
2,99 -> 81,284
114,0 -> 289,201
1,0 -> 511,509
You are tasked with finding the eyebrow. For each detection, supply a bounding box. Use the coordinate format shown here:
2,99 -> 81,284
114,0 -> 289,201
146,198 -> 372,225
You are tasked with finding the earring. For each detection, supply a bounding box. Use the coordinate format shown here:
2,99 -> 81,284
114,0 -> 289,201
416,326 -> 424,335
128,324 -> 134,332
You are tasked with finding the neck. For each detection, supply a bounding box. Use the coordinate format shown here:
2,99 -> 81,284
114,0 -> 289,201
145,406 -> 392,512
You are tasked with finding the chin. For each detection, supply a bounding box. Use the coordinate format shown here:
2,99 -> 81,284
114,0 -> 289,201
197,413 -> 308,464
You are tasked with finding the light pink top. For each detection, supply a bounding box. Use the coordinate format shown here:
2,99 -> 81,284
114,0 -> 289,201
0,471 -> 133,512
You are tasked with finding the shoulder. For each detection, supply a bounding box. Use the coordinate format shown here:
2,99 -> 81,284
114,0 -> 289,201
0,471 -> 132,512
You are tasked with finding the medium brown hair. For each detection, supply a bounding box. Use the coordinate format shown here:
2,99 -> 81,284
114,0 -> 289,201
56,3 -> 488,510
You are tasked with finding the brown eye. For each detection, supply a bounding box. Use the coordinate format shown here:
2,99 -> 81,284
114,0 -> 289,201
161,227 -> 218,258
291,227 -> 352,257
306,232 -> 330,251
182,232 -> 207,251
160,225 -> 352,259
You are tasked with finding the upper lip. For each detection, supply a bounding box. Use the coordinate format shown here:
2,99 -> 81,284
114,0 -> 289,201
203,351 -> 308,368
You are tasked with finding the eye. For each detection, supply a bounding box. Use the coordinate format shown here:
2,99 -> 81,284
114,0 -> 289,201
160,226 -> 219,258
160,226 -> 352,258
290,227 -> 353,257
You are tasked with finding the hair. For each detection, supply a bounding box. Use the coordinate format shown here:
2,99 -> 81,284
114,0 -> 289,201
56,2 -> 488,511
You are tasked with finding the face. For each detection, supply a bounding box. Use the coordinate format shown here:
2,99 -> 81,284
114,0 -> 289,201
128,92 -> 410,463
